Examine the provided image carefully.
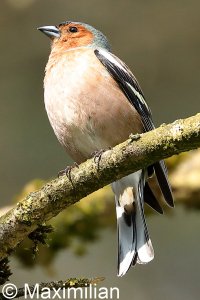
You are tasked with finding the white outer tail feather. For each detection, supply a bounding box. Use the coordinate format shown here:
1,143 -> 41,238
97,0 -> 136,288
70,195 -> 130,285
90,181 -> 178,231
112,171 -> 154,277
115,204 -> 136,276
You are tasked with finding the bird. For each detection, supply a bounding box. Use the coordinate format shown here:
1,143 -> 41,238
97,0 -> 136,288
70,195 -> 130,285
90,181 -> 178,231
38,21 -> 174,276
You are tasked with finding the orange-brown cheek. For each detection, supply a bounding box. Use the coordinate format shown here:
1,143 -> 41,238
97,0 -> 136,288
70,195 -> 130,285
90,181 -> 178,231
60,31 -> 94,50
68,35 -> 94,48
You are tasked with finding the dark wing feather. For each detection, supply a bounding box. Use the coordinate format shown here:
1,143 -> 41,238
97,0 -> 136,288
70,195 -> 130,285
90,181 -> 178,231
94,49 -> 153,130
144,182 -> 163,214
153,161 -> 174,207
94,49 -> 174,207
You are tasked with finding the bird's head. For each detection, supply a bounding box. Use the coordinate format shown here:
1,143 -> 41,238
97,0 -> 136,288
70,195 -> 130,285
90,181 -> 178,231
38,21 -> 111,52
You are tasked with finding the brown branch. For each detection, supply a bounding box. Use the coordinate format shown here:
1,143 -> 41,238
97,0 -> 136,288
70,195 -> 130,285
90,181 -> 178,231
0,113 -> 200,260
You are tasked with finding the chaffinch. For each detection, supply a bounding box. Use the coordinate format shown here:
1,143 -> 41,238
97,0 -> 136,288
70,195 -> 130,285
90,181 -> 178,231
38,21 -> 174,276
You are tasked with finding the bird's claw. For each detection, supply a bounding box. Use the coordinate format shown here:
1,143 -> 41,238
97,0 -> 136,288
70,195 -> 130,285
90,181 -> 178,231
92,147 -> 111,168
58,162 -> 79,182
129,133 -> 141,143
58,166 -> 72,178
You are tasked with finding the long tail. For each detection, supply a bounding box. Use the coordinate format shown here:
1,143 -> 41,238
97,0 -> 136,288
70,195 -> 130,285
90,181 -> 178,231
112,171 -> 154,277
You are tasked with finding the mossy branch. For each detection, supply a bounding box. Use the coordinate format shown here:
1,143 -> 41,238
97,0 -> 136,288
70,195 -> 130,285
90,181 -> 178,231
0,113 -> 200,260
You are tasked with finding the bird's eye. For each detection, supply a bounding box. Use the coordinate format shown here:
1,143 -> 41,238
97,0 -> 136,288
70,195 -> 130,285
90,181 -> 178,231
69,26 -> 78,33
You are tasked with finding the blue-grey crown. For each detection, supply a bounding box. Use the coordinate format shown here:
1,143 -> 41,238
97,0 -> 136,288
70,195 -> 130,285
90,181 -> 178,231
84,23 -> 111,51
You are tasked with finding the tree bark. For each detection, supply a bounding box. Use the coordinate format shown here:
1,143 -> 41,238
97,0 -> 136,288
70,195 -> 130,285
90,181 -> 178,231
0,113 -> 200,260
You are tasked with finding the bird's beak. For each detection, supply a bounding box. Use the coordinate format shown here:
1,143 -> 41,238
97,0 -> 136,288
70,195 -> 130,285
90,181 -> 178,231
37,25 -> 60,39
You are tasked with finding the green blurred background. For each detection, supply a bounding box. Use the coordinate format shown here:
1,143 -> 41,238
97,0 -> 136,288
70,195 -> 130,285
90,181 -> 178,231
0,0 -> 200,299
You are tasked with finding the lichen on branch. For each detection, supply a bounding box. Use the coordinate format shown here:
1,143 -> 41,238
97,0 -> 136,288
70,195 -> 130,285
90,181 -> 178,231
0,113 -> 199,261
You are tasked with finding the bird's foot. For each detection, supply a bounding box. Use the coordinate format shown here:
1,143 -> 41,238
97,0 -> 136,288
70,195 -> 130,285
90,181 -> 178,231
92,147 -> 112,168
129,133 -> 141,143
58,162 -> 79,182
